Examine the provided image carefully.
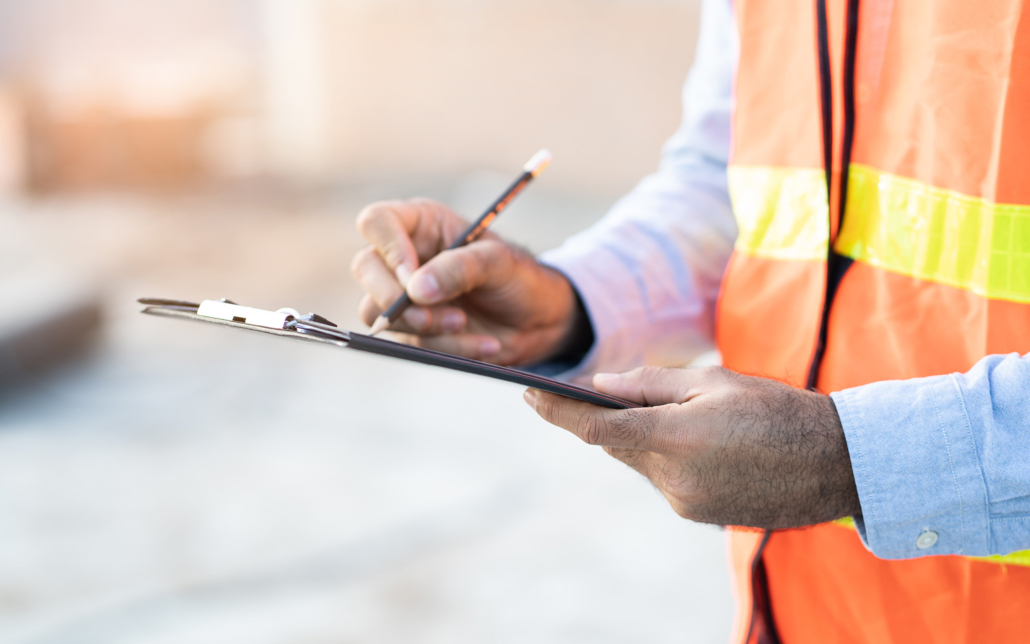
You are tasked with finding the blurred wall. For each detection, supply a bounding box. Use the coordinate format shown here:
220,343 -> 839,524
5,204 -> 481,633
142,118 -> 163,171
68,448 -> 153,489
0,0 -> 701,197
0,0 -> 259,192
0,88 -> 25,194
315,0 -> 701,196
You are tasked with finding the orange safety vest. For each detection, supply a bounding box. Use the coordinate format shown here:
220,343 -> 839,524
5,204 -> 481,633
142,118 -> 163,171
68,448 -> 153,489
715,0 -> 1030,642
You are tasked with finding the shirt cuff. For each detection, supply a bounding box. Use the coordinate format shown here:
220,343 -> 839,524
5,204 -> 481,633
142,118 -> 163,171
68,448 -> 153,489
831,374 -> 990,559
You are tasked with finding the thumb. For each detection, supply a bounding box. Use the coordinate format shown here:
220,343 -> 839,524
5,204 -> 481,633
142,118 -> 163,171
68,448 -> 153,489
406,239 -> 512,305
593,366 -> 714,406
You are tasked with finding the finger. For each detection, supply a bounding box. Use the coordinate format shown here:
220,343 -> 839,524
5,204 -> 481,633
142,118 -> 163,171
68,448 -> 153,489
391,306 -> 471,335
392,332 -> 502,360
398,306 -> 467,335
351,245 -> 405,310
406,239 -> 514,306
525,389 -> 666,450
593,365 -> 721,406
352,244 -> 474,334
358,294 -> 381,327
356,201 -> 424,284
357,295 -> 467,335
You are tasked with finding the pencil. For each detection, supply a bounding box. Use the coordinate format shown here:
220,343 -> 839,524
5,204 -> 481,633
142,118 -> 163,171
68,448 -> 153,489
369,149 -> 552,336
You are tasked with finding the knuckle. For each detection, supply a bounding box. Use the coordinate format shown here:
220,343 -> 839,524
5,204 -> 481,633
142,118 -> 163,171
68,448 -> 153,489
639,365 -> 664,380
355,203 -> 384,235
578,413 -> 608,445
357,200 -> 400,228
533,393 -> 555,421
606,415 -> 639,445
381,245 -> 406,269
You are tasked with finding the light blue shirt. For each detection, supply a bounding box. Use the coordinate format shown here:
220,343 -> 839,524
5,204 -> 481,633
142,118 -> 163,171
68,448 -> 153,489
539,0 -> 1030,560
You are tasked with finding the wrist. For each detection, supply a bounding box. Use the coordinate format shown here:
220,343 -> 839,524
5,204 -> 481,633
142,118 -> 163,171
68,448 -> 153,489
812,392 -> 862,521
538,278 -> 595,367
508,258 -> 594,367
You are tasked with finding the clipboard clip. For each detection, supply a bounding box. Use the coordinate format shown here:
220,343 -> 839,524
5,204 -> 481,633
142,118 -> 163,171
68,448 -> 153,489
197,300 -> 292,329
150,298 -> 337,331
197,300 -> 341,329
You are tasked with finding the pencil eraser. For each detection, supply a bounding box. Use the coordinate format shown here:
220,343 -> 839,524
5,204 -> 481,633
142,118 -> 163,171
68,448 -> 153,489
524,149 -> 552,177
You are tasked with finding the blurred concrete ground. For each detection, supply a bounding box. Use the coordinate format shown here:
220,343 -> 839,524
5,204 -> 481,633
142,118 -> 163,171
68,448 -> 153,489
0,180 -> 733,644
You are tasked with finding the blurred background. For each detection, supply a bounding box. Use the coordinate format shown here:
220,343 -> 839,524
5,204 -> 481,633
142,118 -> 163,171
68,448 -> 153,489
0,0 -> 734,642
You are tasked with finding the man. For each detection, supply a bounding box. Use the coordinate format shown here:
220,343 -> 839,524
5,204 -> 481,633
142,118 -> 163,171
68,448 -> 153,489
350,0 -> 1030,641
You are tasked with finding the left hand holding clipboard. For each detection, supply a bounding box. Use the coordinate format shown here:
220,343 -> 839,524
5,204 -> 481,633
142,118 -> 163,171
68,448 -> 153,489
524,365 -> 859,529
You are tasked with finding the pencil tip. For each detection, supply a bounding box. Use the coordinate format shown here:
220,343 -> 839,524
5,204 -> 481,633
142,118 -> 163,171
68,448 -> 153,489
369,316 -> 390,336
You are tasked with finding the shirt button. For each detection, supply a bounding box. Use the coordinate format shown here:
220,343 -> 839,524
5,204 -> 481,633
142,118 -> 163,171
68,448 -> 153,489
916,530 -> 939,549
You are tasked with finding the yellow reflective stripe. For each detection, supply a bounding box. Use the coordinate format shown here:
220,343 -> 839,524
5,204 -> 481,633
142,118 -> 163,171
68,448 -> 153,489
728,165 -> 828,261
831,516 -> 1030,567
833,516 -> 856,528
838,164 -> 1030,303
729,163 -> 1030,301
974,551 -> 1030,567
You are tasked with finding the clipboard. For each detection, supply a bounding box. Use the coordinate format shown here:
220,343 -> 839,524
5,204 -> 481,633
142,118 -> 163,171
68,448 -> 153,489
139,298 -> 639,410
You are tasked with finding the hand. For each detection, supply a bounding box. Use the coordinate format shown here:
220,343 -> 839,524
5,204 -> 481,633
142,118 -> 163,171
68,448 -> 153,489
524,366 -> 860,529
351,198 -> 582,364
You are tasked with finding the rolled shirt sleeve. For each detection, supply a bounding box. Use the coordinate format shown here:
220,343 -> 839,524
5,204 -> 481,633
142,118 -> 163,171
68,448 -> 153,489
537,0 -> 739,376
833,352 -> 1030,559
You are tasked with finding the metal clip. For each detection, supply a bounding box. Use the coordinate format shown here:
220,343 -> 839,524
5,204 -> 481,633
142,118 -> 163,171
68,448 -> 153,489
197,300 -> 294,330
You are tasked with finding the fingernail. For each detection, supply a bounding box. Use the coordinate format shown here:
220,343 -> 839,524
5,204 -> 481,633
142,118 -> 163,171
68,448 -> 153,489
441,310 -> 465,333
523,389 -> 538,408
395,264 -> 413,286
402,307 -> 428,329
480,337 -> 501,356
408,272 -> 441,302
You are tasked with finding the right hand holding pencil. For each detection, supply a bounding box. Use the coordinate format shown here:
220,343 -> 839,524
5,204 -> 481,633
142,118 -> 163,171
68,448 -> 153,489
351,198 -> 581,365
